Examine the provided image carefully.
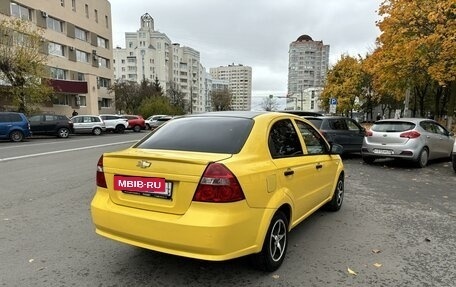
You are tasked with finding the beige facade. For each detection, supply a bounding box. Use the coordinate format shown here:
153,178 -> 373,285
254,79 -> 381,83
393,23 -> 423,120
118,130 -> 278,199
210,64 -> 252,111
0,0 -> 115,115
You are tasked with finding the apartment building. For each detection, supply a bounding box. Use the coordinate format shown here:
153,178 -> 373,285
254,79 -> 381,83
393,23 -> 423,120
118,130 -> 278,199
0,0 -> 115,115
287,35 -> 329,112
209,64 -> 252,111
113,13 -> 206,113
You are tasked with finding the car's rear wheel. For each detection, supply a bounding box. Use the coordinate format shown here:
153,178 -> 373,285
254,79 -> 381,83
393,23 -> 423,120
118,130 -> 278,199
92,127 -> 102,135
9,130 -> 24,142
146,124 -> 150,130
57,127 -> 70,138
452,154 -> 456,173
325,175 -> 344,211
115,125 -> 125,134
133,125 -> 141,132
362,155 -> 375,164
416,147 -> 429,168
251,211 -> 288,272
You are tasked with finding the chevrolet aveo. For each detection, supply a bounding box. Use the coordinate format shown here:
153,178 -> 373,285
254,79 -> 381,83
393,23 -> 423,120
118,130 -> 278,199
91,111 -> 345,271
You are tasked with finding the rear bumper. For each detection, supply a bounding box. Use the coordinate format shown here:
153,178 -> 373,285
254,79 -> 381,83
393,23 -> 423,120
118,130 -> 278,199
91,189 -> 273,261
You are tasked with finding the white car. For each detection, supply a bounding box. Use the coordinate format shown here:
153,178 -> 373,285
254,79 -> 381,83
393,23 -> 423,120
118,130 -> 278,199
71,115 -> 106,135
100,114 -> 129,133
145,115 -> 167,129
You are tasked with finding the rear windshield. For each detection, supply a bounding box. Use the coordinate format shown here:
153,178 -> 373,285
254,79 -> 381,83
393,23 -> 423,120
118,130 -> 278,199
135,117 -> 254,154
307,118 -> 323,128
371,121 -> 415,132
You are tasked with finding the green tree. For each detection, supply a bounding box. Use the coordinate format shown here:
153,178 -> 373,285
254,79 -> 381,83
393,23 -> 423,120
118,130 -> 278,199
0,19 -> 52,113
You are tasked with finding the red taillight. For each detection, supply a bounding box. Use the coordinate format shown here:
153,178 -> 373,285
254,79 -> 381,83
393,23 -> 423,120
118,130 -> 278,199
400,131 -> 420,139
365,130 -> 373,136
193,163 -> 245,203
96,155 -> 107,188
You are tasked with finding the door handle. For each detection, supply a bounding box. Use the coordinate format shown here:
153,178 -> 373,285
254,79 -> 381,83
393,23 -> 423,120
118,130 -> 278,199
284,169 -> 294,176
315,164 -> 323,170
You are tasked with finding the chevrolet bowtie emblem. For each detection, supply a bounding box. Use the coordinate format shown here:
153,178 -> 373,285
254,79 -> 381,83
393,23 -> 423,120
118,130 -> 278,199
137,160 -> 151,169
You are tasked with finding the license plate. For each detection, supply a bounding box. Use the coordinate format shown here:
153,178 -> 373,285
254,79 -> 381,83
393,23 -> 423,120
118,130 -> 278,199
114,175 -> 173,198
373,149 -> 393,155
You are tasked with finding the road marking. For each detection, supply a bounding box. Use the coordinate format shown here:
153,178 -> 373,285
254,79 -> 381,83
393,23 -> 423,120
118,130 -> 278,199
0,140 -> 136,162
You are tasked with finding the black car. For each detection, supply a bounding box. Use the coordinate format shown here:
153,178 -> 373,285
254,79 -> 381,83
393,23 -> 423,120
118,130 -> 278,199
304,116 -> 365,154
28,114 -> 73,138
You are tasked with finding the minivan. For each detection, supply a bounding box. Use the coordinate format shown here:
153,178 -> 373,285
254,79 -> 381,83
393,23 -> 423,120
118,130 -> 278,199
0,112 -> 32,142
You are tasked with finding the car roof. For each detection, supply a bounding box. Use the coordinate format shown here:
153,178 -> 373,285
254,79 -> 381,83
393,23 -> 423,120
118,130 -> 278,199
186,111 -> 268,119
375,118 -> 433,124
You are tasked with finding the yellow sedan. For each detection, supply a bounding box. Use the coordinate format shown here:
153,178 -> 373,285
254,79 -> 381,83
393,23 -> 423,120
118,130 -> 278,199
91,111 -> 344,271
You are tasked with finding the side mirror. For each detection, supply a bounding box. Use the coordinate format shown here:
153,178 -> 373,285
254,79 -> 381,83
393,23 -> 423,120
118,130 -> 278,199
330,143 -> 344,155
449,132 -> 454,137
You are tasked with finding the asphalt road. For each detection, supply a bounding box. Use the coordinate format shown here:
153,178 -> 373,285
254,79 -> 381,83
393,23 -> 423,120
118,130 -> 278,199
1,133 -> 455,287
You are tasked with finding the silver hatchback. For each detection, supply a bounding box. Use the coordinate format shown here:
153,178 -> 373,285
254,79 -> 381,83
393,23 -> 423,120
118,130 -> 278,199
362,118 -> 454,167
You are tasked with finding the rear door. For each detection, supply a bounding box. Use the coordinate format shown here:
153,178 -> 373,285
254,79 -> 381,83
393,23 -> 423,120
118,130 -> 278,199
29,115 -> 44,133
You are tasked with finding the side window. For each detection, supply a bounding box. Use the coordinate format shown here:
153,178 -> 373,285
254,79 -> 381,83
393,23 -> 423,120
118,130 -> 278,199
268,119 -> 303,159
346,119 -> 361,131
433,123 -> 447,135
296,120 -> 328,155
329,119 -> 348,130
29,115 -> 41,122
73,117 -> 81,123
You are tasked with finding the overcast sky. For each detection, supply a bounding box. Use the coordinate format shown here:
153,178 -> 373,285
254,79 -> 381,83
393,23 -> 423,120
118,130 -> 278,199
109,0 -> 381,102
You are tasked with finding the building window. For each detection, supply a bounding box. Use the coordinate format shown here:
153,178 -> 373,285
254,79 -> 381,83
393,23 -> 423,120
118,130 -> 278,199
10,3 -> 31,20
97,36 -> 108,48
85,4 -> 89,18
50,67 -> 66,80
98,57 -> 109,68
105,15 -> 109,28
71,0 -> 76,11
75,27 -> 88,41
77,73 -> 85,81
53,94 -> 71,105
98,77 -> 110,88
48,42 -> 64,56
94,9 -> 98,22
60,0 -> 65,7
79,96 -> 87,106
76,50 -> 89,63
100,98 -> 111,108
47,17 -> 64,33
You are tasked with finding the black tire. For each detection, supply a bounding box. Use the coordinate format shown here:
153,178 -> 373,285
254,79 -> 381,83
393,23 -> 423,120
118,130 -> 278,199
57,127 -> 70,138
92,127 -> 102,135
115,125 -> 125,134
325,175 -> 344,211
362,155 -> 375,164
452,154 -> 456,173
146,124 -> 150,130
133,125 -> 141,132
416,147 -> 429,168
251,211 -> 288,272
9,130 -> 24,142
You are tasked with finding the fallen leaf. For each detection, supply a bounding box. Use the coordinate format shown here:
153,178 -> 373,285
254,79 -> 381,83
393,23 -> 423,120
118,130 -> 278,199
372,249 -> 381,254
425,238 -> 431,242
272,275 -> 280,279
373,263 -> 382,268
28,259 -> 34,263
347,268 -> 357,276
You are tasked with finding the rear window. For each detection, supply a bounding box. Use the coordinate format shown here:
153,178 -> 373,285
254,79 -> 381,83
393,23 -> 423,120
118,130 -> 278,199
135,117 -> 254,153
371,121 -> 415,132
307,118 -> 323,128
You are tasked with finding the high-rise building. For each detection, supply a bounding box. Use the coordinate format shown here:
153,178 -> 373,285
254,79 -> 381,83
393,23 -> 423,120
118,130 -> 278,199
0,0 -> 115,115
209,64 -> 252,111
287,35 -> 329,112
113,13 -> 206,113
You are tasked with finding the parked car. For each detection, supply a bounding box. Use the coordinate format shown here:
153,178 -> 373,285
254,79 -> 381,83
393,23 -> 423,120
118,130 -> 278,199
28,114 -> 72,138
99,114 -> 128,133
276,110 -> 323,117
362,118 -> 455,167
122,115 -> 146,132
145,114 -> 167,129
91,111 -> 345,271
71,115 -> 106,135
452,141 -> 456,173
149,115 -> 173,130
0,112 -> 32,142
304,116 -> 365,154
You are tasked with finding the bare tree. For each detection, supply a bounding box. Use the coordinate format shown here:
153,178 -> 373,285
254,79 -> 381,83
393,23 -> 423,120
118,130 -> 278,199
211,88 -> 232,111
261,95 -> 280,111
